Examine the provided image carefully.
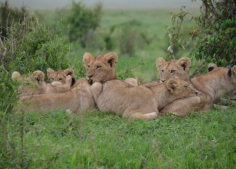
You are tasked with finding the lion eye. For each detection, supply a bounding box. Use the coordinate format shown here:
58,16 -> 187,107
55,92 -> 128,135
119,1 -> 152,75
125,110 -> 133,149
161,70 -> 164,73
51,78 -> 54,81
87,65 -> 90,68
96,66 -> 102,69
59,78 -> 62,81
170,70 -> 175,74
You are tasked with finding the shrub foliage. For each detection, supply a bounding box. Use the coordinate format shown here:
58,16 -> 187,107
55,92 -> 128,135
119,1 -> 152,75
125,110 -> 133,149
167,0 -> 236,67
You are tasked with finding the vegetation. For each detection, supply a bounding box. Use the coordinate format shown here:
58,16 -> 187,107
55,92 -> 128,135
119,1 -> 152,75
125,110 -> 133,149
1,0 -> 236,168
167,0 -> 236,67
0,0 -> 29,40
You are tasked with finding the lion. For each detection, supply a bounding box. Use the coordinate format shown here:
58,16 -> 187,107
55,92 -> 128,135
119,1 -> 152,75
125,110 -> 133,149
208,63 -> 236,105
12,70 -> 73,96
90,78 -> 198,119
47,68 -> 76,86
155,57 -> 236,116
18,78 -> 95,113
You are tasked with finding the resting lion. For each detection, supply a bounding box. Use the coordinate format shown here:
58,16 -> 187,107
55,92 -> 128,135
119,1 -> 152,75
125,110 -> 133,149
155,57 -> 236,116
90,78 -> 198,119
47,68 -> 76,86
12,70 -> 73,96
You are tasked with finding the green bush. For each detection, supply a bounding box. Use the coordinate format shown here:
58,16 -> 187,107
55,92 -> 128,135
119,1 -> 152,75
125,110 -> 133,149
67,1 -> 102,48
167,0 -> 236,67
0,0 -> 29,40
192,0 -> 236,67
2,18 -> 70,75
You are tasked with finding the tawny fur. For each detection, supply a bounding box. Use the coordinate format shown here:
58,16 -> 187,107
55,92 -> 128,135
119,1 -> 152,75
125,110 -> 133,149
17,78 -> 95,113
90,78 -> 198,119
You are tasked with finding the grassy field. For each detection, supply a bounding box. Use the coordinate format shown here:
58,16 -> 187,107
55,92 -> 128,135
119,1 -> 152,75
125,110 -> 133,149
2,106 -> 236,168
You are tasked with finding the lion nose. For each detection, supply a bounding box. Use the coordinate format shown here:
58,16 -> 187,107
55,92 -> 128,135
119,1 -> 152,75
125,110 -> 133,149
195,91 -> 198,95
88,75 -> 93,79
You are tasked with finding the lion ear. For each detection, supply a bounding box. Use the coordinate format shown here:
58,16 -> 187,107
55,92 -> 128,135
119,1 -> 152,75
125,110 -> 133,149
165,79 -> 179,94
65,75 -> 72,85
104,52 -> 118,68
11,71 -> 21,81
83,52 -> 94,64
229,66 -> 236,78
208,63 -> 217,72
33,71 -> 45,84
64,68 -> 74,77
156,57 -> 166,69
47,68 -> 54,78
177,57 -> 191,71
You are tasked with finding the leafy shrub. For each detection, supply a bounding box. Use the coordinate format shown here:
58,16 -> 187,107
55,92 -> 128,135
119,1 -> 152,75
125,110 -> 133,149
103,25 -> 116,50
167,0 -> 236,67
0,0 -> 29,40
2,17 -> 70,75
67,1 -> 102,48
118,20 -> 142,56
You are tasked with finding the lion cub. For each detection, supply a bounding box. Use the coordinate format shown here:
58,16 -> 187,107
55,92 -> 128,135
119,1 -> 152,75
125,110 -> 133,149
12,70 -> 73,96
90,78 -> 198,119
47,68 -> 76,86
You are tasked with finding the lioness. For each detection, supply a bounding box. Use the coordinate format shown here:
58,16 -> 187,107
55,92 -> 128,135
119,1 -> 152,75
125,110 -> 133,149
47,68 -> 76,86
155,57 -> 236,116
18,78 -> 95,113
90,78 -> 198,119
12,70 -> 73,96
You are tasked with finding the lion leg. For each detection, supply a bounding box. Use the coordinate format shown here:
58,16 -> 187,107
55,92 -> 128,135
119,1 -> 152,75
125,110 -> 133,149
128,112 -> 158,120
160,94 -> 213,117
90,82 -> 102,101
122,108 -> 158,119
124,78 -> 138,86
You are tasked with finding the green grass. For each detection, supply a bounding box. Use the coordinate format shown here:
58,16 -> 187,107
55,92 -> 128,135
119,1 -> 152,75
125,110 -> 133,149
1,107 -> 236,168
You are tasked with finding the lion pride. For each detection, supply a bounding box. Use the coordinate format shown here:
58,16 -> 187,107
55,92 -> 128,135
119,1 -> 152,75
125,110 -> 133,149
16,52 -> 122,113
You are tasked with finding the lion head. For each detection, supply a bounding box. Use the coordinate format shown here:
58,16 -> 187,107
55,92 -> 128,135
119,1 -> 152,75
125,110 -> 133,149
156,57 -> 191,83
165,78 -> 198,97
47,68 -> 75,85
12,70 -> 45,96
83,52 -> 118,84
